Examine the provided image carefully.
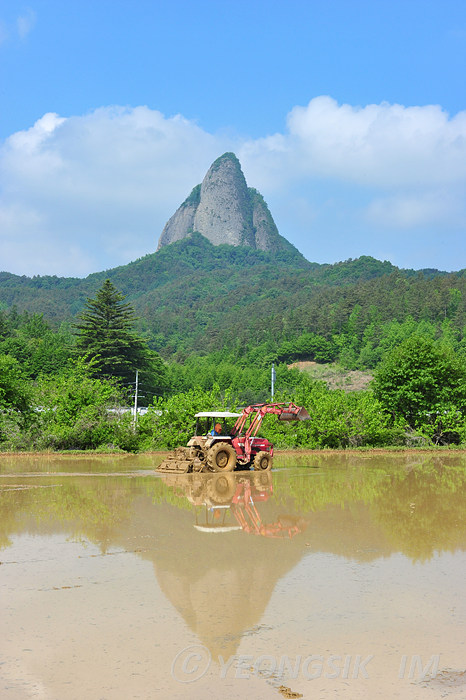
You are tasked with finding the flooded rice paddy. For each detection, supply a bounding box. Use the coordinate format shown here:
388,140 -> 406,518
1,452 -> 465,699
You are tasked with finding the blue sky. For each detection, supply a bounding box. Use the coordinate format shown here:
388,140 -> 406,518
1,0 -> 465,276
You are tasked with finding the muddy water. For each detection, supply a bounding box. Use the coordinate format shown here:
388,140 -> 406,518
1,453 -> 465,700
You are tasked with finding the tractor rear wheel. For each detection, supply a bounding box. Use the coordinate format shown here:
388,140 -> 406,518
253,451 -> 273,471
207,442 -> 237,472
207,473 -> 236,503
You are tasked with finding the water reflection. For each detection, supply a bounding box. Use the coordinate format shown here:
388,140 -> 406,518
163,472 -> 307,538
1,454 -> 465,560
1,455 -> 465,557
272,455 -> 466,562
1,455 -> 465,663
137,472 -> 310,657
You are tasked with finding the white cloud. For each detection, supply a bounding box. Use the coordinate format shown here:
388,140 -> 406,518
365,190 -> 465,229
0,8 -> 36,46
17,8 -> 36,39
0,107 -> 232,275
241,96 -> 466,189
0,98 -> 465,276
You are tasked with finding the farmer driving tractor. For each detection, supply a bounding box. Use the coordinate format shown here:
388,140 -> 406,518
157,403 -> 310,474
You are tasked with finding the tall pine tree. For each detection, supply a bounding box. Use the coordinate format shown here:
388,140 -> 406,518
75,280 -> 165,395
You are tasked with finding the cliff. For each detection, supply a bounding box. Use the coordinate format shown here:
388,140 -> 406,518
157,152 -> 295,254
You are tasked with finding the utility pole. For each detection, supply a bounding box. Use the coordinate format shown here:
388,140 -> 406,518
271,362 -> 276,400
133,369 -> 139,428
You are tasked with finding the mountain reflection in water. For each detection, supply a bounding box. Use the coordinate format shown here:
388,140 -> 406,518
146,472 -> 310,657
1,453 -> 465,683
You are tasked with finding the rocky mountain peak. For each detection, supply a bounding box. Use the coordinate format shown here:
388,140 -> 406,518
156,152 -> 293,254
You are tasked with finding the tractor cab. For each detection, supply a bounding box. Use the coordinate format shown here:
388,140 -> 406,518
190,411 -> 241,446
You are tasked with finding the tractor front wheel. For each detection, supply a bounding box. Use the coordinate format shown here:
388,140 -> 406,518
253,451 -> 273,471
207,442 -> 237,472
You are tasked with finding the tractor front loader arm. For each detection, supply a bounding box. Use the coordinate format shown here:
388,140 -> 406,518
233,402 -> 310,458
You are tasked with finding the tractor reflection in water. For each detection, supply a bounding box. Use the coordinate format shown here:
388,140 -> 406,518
164,472 -> 308,538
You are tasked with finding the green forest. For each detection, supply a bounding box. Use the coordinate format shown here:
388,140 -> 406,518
0,234 -> 465,452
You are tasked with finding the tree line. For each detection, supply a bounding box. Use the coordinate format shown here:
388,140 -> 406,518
1,275 -> 466,452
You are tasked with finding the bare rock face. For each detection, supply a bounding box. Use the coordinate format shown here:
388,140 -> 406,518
156,153 -> 291,253
193,153 -> 254,247
249,188 -> 282,252
157,185 -> 200,250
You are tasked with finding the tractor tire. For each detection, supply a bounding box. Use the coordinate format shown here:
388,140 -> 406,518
207,473 -> 236,504
207,442 -> 237,472
253,451 -> 273,471
254,471 -> 272,490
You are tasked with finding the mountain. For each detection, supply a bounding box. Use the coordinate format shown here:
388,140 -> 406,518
0,233 -> 463,363
157,152 -> 297,255
0,233 -> 312,322
0,145 -> 463,363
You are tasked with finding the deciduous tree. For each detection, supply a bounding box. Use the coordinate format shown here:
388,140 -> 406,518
373,335 -> 466,443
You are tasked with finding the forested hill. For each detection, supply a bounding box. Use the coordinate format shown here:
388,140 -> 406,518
0,232 -> 464,361
0,233 -> 310,317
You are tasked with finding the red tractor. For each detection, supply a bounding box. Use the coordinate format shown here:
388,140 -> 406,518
157,402 -> 309,474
